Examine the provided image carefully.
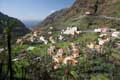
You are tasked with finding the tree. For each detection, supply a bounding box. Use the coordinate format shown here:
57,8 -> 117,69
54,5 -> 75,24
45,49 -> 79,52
0,17 -> 18,80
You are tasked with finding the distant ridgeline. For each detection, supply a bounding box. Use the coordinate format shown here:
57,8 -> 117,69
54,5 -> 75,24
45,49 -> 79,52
0,12 -> 30,37
36,0 -> 120,30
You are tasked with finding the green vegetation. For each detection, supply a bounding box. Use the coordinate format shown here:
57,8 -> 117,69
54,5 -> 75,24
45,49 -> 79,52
0,0 -> 120,80
0,32 -> 117,80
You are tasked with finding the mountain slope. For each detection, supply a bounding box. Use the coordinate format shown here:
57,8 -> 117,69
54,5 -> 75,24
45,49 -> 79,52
37,0 -> 120,30
0,12 -> 30,36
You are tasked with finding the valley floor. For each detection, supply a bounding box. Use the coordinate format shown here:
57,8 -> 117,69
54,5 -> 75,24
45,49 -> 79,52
0,27 -> 120,80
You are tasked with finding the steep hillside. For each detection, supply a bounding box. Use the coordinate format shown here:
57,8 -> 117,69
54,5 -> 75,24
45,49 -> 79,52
37,0 -> 120,30
0,12 -> 30,36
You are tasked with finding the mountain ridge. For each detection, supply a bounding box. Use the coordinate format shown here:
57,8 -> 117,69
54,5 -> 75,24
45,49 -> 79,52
0,12 -> 30,36
36,0 -> 120,30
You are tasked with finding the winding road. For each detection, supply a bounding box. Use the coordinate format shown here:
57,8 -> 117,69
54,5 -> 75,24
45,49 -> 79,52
76,15 -> 120,21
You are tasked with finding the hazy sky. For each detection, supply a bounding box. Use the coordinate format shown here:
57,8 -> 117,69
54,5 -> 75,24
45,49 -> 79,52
0,0 -> 74,21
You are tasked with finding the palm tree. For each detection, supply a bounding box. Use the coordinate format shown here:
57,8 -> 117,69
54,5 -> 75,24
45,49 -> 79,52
0,17 -> 18,80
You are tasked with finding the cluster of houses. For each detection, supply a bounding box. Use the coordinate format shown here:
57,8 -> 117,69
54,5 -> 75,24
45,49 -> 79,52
46,27 -> 119,69
12,27 -> 120,68
61,27 -> 82,36
87,27 -> 120,52
16,26 -> 82,45
16,27 -> 119,46
95,27 -> 120,46
16,27 -> 120,54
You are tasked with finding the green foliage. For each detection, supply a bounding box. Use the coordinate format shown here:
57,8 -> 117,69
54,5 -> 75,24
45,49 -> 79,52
90,74 -> 109,80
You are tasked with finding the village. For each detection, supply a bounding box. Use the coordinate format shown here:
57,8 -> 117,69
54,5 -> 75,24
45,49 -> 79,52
8,26 -> 119,70
1,0 -> 120,79
16,27 -> 120,45
0,13 -> 120,72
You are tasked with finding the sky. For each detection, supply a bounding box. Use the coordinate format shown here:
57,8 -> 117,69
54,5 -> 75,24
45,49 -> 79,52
0,0 -> 75,21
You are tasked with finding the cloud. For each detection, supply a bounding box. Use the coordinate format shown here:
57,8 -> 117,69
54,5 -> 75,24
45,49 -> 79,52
50,10 -> 56,13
